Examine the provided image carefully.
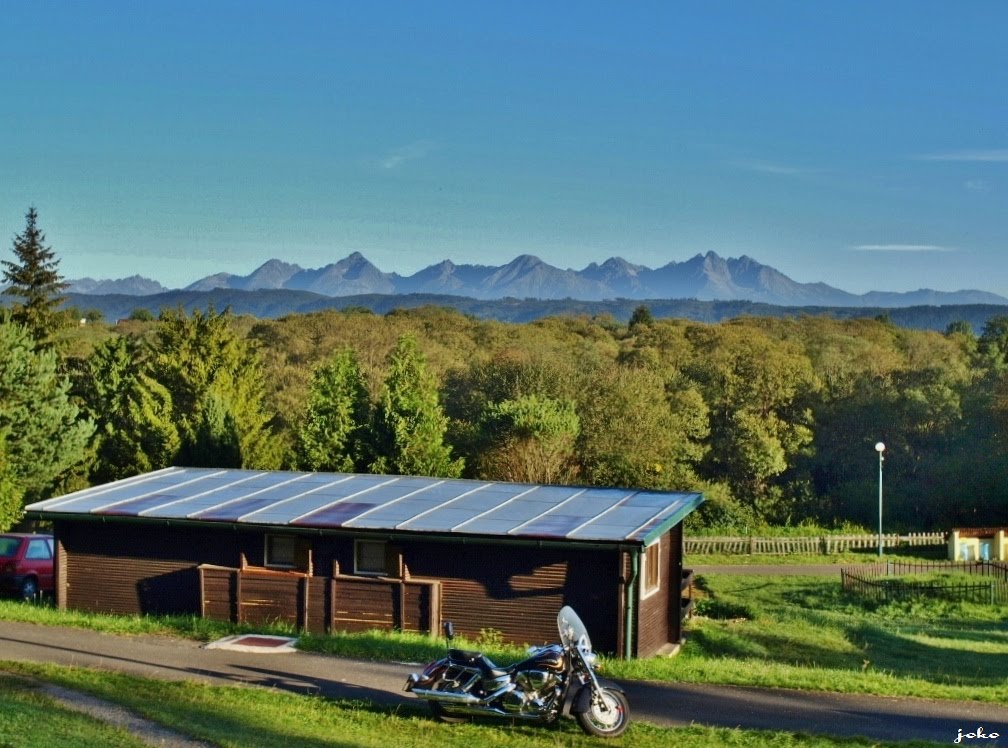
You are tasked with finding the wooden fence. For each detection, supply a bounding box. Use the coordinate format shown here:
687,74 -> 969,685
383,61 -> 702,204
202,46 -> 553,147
683,532 -> 946,556
198,564 -> 441,634
841,560 -> 1008,605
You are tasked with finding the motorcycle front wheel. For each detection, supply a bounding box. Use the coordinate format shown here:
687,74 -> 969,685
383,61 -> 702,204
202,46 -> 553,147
575,687 -> 629,738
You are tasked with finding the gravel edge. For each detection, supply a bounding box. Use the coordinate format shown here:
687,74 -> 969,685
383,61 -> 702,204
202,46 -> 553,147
37,682 -> 213,748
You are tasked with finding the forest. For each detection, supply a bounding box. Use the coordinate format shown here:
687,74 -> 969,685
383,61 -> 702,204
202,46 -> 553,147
3,210 -> 1008,534
4,300 -> 1008,534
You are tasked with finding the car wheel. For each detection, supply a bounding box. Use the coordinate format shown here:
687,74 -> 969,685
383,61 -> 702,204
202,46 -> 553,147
20,576 -> 38,601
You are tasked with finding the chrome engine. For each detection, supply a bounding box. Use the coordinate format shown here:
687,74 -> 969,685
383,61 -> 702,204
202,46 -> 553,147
501,669 -> 561,715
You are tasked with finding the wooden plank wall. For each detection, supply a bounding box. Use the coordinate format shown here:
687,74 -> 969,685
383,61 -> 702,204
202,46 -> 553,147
53,520 -> 678,657
400,543 -> 621,652
65,553 -> 199,615
329,576 -> 439,633
238,569 -> 302,628
636,533 -> 671,656
198,566 -> 440,634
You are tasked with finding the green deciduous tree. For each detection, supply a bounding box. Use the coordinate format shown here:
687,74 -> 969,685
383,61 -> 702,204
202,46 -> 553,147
577,363 -> 708,491
150,307 -> 281,469
370,335 -> 463,477
0,441 -> 24,531
685,323 -> 817,520
76,336 -> 180,483
476,394 -> 580,484
2,207 -> 69,343
628,304 -> 654,331
979,315 -> 1008,373
0,320 -> 93,526
296,349 -> 371,472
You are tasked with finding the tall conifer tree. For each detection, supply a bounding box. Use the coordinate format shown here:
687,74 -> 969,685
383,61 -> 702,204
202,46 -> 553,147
370,335 -> 463,477
2,207 -> 68,342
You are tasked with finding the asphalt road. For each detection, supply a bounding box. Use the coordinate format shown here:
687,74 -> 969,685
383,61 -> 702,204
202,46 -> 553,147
2,620 -> 1007,744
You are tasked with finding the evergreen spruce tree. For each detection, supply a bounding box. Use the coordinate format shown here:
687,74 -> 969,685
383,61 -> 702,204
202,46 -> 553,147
370,335 -> 463,477
296,349 -> 371,472
76,336 -> 180,483
0,319 -> 93,527
2,207 -> 69,342
149,307 -> 281,469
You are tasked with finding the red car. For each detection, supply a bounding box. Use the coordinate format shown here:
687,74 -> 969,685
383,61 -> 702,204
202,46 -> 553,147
0,533 -> 54,600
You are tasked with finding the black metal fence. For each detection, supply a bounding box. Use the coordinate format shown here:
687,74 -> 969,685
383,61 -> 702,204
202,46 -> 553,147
841,561 -> 1008,605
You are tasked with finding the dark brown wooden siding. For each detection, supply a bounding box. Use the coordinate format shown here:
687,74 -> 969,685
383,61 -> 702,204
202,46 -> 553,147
306,577 -> 328,634
55,536 -> 67,611
238,569 -> 303,627
670,522 -> 686,644
52,519 -> 672,657
636,533 -> 671,656
399,542 -> 622,653
628,523 -> 685,658
54,521 -> 245,616
200,565 -> 236,621
64,553 -> 197,615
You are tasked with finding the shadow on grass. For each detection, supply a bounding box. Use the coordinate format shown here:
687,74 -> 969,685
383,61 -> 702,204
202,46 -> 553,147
687,624 -> 858,669
846,545 -> 948,561
847,623 -> 1008,687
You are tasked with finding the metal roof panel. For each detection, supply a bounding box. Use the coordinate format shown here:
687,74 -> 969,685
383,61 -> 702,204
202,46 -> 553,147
25,468 -> 704,546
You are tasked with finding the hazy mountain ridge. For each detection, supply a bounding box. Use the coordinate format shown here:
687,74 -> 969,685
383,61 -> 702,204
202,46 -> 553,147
67,250 -> 1008,307
59,288 -> 1008,336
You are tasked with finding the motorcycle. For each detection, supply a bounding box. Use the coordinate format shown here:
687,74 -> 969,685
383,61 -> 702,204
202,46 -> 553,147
403,605 -> 630,738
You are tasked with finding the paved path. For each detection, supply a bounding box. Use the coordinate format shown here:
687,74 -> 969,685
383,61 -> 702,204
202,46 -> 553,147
2,620 -> 1007,744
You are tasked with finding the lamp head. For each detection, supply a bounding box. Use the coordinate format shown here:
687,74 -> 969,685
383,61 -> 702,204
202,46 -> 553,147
874,442 -> 885,453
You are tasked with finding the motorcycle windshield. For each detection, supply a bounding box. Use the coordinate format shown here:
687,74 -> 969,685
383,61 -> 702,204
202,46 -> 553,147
557,606 -> 592,654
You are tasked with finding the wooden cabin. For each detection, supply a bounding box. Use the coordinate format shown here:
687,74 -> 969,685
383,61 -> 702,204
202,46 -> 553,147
26,467 -> 703,658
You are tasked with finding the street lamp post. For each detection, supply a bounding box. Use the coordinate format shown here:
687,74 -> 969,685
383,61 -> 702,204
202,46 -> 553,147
875,442 -> 885,557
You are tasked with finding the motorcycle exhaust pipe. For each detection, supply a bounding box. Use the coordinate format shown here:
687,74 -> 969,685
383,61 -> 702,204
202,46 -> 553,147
408,682 -> 515,706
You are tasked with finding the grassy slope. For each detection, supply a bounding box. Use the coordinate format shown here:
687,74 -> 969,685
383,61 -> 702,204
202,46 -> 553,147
1,662 -> 944,748
3,565 -> 1005,704
605,574 -> 1008,703
0,674 -> 147,748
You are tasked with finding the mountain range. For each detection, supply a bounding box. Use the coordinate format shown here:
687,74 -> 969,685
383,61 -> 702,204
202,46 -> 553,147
67,251 -> 1008,308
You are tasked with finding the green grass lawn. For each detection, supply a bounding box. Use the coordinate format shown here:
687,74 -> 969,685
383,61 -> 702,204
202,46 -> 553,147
603,574 -> 1008,703
3,569 -> 1006,705
0,662 -> 947,748
0,674 -> 148,748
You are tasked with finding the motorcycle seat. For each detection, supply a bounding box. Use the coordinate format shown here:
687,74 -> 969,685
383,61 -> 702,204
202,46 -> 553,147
448,649 -> 509,678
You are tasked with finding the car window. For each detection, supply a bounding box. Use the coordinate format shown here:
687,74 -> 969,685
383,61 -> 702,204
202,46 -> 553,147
0,538 -> 20,558
25,539 -> 52,560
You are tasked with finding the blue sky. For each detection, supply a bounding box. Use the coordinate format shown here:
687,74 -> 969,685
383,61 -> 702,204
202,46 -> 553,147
2,1 -> 1006,295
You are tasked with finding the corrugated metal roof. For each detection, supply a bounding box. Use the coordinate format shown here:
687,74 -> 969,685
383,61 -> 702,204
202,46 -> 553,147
25,467 -> 704,546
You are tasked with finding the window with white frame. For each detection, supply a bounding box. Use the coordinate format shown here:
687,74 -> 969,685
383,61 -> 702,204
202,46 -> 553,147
640,540 -> 661,598
354,540 -> 388,576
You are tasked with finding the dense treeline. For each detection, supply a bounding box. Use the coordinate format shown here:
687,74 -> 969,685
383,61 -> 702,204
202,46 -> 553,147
3,302 -> 1006,533
3,211 -> 1007,533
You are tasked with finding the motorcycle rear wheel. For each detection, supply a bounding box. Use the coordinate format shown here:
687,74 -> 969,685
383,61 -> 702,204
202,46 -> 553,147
575,687 -> 629,738
427,700 -> 468,723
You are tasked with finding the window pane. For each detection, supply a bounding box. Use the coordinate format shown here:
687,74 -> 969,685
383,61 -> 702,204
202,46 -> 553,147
26,540 -> 52,560
0,538 -> 19,557
355,541 -> 386,574
266,535 -> 297,567
642,542 -> 660,594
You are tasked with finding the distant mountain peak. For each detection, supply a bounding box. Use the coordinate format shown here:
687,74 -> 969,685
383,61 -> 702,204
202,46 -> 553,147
71,250 -> 1007,309
67,275 -> 168,296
